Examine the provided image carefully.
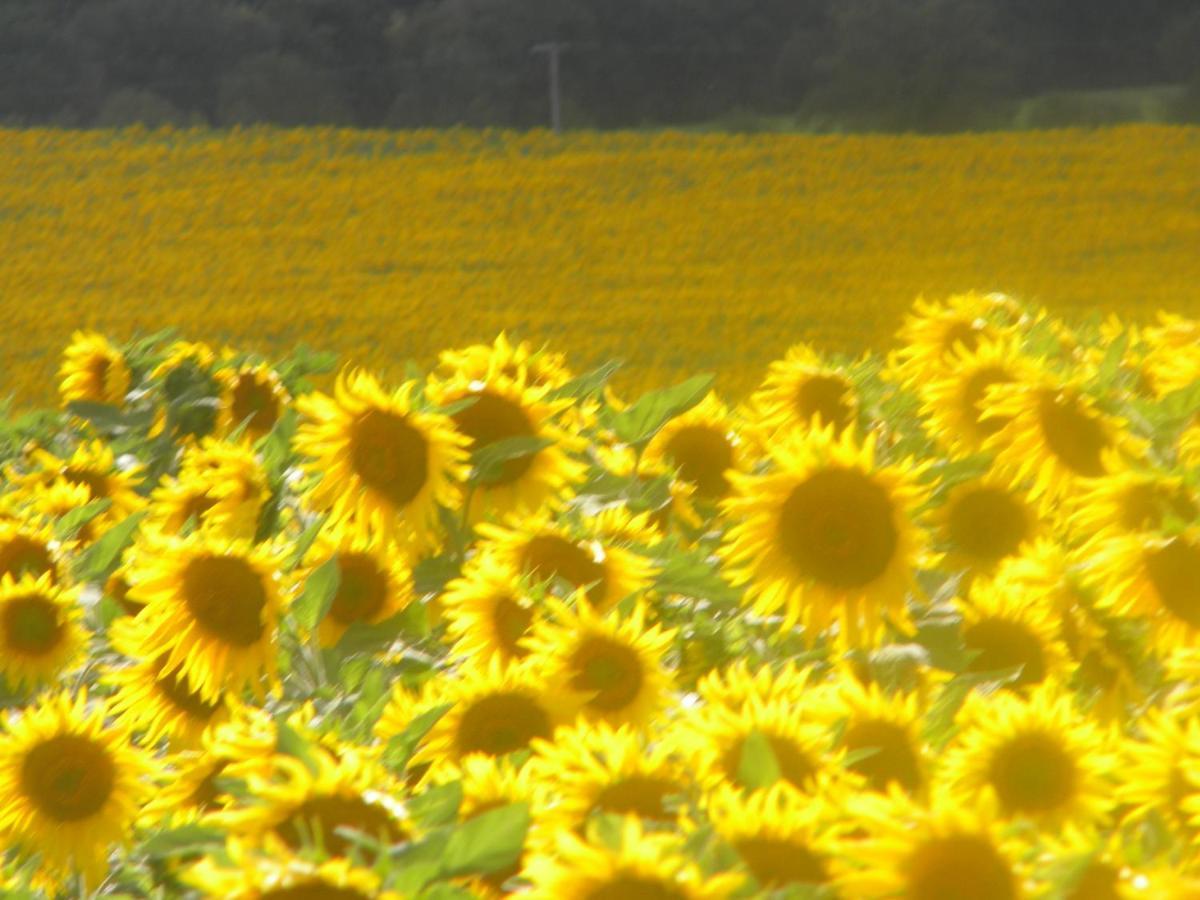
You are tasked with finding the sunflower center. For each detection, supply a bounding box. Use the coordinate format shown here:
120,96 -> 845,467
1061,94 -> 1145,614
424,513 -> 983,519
586,878 -> 688,900
0,536 -> 57,582
843,719 -> 922,793
88,356 -> 112,396
181,554 -> 267,646
945,486 -> 1029,563
569,636 -> 645,713
942,320 -> 985,356
21,734 -> 116,822
3,594 -> 62,655
492,595 -> 533,658
963,618 -> 1047,687
795,374 -> 855,432
260,886 -> 372,900
190,761 -> 228,810
330,553 -> 389,625
591,775 -> 680,822
349,408 -> 429,509
1066,862 -> 1121,900
723,733 -> 818,791
278,795 -> 404,857
63,466 -> 109,498
960,366 -> 1013,438
1116,483 -> 1200,532
906,834 -> 1016,900
662,425 -> 734,498
1036,392 -> 1109,478
520,535 -> 608,606
152,656 -> 225,720
1146,538 -> 1200,627
231,373 -> 281,437
987,731 -> 1077,814
451,390 -> 539,486
734,837 -> 828,888
777,468 -> 898,589
455,691 -> 553,757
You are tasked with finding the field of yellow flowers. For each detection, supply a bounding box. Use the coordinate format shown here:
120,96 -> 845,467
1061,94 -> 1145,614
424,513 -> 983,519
0,292 -> 1197,896
3,125 -> 1200,409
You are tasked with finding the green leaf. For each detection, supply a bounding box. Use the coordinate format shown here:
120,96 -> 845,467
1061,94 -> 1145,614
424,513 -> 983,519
413,554 -> 461,596
65,400 -> 127,431
409,780 -> 464,828
73,511 -> 146,583
922,666 -> 1023,749
737,729 -> 781,790
54,498 -> 112,540
287,514 -> 328,572
293,556 -> 341,631
470,435 -> 555,484
275,721 -> 321,775
382,703 -> 453,773
1097,331 -> 1130,384
140,824 -> 225,860
610,373 -> 713,446
546,360 -> 622,401
654,551 -> 740,607
439,802 -> 530,877
331,610 -> 409,660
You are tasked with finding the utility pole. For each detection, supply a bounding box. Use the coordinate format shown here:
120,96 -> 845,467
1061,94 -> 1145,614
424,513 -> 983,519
531,42 -> 566,134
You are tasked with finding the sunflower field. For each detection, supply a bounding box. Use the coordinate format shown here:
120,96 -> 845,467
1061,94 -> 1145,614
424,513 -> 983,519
0,292 -> 1198,897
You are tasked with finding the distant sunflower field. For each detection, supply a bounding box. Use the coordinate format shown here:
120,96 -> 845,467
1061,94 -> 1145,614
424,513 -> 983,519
0,292 -> 1198,896
2,126 -> 1200,408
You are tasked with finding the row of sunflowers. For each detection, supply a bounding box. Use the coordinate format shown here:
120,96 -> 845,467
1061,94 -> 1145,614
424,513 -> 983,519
4,125 -> 1200,408
0,293 -> 1198,896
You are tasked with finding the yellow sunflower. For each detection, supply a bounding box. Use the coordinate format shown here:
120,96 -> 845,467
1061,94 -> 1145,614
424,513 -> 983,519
186,840 -> 398,899
1069,467 -> 1199,547
0,691 -> 155,890
934,473 -> 1040,578
7,438 -> 145,521
594,442 -> 703,532
426,365 -> 586,522
149,339 -> 216,382
1143,312 -> 1200,398
145,438 -> 269,540
720,424 -> 929,644
747,342 -> 859,437
524,816 -> 741,900
432,332 -> 573,392
836,790 -> 1026,899
693,658 -> 819,710
0,572 -> 86,692
642,392 -> 749,505
1032,829 -> 1141,900
1119,705 -> 1200,839
58,330 -> 130,407
523,594 -> 675,728
216,362 -> 290,443
441,556 -> 540,663
942,685 -> 1117,828
294,369 -> 470,550
0,518 -> 69,585
20,480 -> 107,545
124,531 -> 286,700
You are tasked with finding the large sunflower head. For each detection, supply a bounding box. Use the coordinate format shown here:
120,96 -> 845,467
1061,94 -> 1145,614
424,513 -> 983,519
933,472 -> 1040,578
523,594 -> 676,728
124,531 -> 286,701
747,342 -> 860,438
216,362 -> 290,443
0,572 -> 87,693
942,684 -> 1117,828
720,424 -> 929,644
642,392 -> 749,505
0,691 -> 155,890
294,369 -> 471,550
58,330 -> 131,407
441,555 -> 541,664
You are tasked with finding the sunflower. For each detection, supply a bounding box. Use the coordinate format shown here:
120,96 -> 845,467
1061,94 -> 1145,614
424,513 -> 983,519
720,424 -> 929,644
58,330 -> 130,407
524,816 -> 741,900
1118,705 -> 1200,839
524,594 -> 675,728
21,480 -> 106,545
0,518 -> 68,585
441,556 -> 540,663
708,783 -> 844,893
1069,467 -> 1199,547
1032,829 -> 1138,900
747,343 -> 859,437
216,362 -> 290,443
642,392 -> 749,505
150,339 -> 217,383
934,473 -> 1040,578
124,531 -> 286,700
426,365 -> 586,521
917,336 -> 1037,457
300,523 -> 413,647
145,438 -> 269,540
593,442 -> 704,532
954,574 -> 1069,691
186,840 -> 397,900
814,673 -> 928,795
432,332 -> 574,392
0,691 -> 155,890
7,438 -> 145,521
693,658 -> 818,710
475,512 -> 656,613
1143,312 -> 1200,399
0,572 -> 86,692
942,685 -> 1117,828
294,369 -> 470,550
836,790 -> 1026,899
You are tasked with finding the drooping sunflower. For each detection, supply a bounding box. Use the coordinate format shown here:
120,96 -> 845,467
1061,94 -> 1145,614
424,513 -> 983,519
7,438 -> 145,521
642,392 -> 749,506
21,480 -> 107,545
720,424 -> 929,643
0,572 -> 86,692
933,473 -> 1040,578
836,790 -> 1026,899
216,362 -> 291,443
708,783 -> 844,894
441,556 -> 540,663
124,531 -> 286,700
293,369 -> 470,549
1117,706 -> 1200,840
426,365 -> 586,521
1068,467 -> 1198,548
524,816 -> 741,900
942,685 -> 1117,828
0,691 -> 155,890
528,721 -> 692,837
58,330 -> 130,407
186,840 -> 398,900
746,343 -> 860,438
145,438 -> 269,540
0,518 -> 68,585
475,512 -> 656,613
524,594 -> 675,728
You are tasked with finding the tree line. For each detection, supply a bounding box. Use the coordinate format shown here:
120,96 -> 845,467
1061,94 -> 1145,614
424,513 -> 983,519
3,0 -> 1199,131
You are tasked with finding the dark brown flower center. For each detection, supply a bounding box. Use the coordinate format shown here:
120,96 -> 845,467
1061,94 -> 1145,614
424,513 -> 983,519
350,408 -> 429,509
1066,862 -> 1121,900
662,424 -> 734,498
1146,538 -> 1200,627
569,636 -> 644,712
152,655 -> 224,720
723,733 -> 818,792
0,536 -> 58,583
963,618 -> 1047,687
960,365 -> 1014,439
277,795 -> 404,857
492,595 -> 533,658
230,372 -> 281,438
843,718 -> 922,793
3,594 -> 62,655
330,553 -> 389,625
987,731 -> 1077,814
260,886 -> 371,900
21,734 -> 116,822
946,486 -> 1029,564
586,878 -> 688,900
907,834 -> 1016,900
63,466 -> 110,499
1037,392 -> 1109,478
520,534 -> 608,606
591,775 -> 680,822
1118,483 -> 1198,532
452,390 -> 539,487
795,374 -> 855,432
455,691 -> 552,757
181,554 -> 267,646
734,837 -> 828,888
